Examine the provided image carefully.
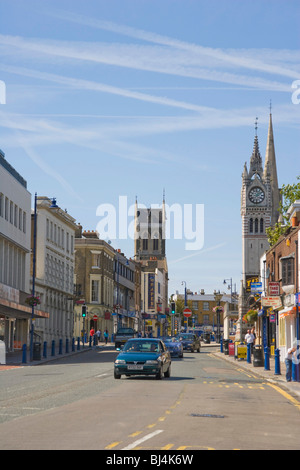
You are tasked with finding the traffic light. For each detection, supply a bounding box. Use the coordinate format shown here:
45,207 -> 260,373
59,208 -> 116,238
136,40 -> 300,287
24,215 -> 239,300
171,302 -> 176,314
82,304 -> 87,317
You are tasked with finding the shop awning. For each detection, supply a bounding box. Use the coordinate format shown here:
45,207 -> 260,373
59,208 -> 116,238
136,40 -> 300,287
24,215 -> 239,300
278,306 -> 297,319
0,298 -> 49,320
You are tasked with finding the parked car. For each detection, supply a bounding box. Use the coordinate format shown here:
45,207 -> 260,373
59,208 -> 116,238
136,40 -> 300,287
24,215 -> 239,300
176,333 -> 201,352
114,338 -> 171,380
159,336 -> 183,358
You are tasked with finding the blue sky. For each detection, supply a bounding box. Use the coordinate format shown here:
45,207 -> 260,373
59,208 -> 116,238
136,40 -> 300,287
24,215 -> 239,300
0,0 -> 299,299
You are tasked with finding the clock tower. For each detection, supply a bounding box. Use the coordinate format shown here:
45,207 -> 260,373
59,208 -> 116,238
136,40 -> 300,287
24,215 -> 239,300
238,112 -> 280,337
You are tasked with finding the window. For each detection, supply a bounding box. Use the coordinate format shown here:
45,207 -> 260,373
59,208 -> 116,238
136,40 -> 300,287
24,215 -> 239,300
153,238 -> 159,251
91,280 -> 99,302
260,218 -> 264,233
249,218 -> 253,233
282,257 -> 294,286
255,218 -> 259,233
192,301 -> 198,310
143,239 -> 148,250
203,301 -> 209,311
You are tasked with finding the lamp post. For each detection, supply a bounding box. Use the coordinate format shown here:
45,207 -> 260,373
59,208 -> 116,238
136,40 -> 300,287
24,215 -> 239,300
182,281 -> 187,330
214,291 -> 223,344
223,278 -> 233,306
30,194 -> 58,361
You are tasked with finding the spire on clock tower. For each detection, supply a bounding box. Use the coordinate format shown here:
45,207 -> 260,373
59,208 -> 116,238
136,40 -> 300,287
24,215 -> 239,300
263,110 -> 280,225
248,118 -> 263,179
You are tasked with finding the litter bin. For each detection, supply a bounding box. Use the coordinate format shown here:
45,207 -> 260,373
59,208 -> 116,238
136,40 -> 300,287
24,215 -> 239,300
223,339 -> 229,355
253,345 -> 264,367
33,342 -> 41,360
203,333 -> 210,344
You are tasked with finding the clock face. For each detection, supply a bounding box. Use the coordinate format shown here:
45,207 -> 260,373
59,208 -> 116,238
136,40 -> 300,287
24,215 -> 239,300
249,186 -> 265,204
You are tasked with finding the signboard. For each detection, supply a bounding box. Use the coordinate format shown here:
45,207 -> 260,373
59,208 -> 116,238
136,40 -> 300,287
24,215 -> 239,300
296,293 -> 300,306
246,276 -> 259,293
148,274 -> 155,310
261,296 -> 282,309
251,282 -> 262,294
92,315 -> 98,321
237,343 -> 247,359
269,282 -> 280,296
269,314 -> 276,323
183,308 -> 192,318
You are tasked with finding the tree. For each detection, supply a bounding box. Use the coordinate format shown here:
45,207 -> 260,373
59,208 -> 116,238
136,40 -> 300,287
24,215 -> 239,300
266,176 -> 300,246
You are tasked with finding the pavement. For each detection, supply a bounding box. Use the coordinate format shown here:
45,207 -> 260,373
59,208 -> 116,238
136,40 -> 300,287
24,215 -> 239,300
1,340 -> 300,401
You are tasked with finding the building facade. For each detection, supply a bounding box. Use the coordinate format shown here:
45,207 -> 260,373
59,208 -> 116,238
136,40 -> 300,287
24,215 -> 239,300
134,197 -> 168,336
263,201 -> 300,365
74,228 -> 115,340
31,196 -> 77,345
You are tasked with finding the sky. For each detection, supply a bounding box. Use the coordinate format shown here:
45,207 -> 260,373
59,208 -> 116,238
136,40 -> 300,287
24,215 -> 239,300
0,0 -> 299,299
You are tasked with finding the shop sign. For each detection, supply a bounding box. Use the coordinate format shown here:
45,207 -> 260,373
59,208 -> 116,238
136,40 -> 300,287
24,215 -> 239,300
261,296 -> 282,309
269,282 -> 280,296
246,276 -> 259,292
269,314 -> 276,323
148,274 -> 155,310
251,282 -> 262,294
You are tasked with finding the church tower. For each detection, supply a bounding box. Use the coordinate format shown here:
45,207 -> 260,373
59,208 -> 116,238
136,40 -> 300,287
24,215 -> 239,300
236,112 -> 280,340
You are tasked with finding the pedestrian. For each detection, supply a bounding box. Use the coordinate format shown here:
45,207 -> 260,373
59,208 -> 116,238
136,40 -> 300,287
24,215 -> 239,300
251,327 -> 256,345
89,327 -> 95,338
245,329 -> 254,353
96,329 -> 101,343
285,346 -> 296,382
104,329 -> 109,344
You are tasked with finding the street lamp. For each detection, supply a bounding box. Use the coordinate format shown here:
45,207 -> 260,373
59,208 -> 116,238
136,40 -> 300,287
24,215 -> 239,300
223,278 -> 233,307
214,291 -> 223,344
30,194 -> 58,361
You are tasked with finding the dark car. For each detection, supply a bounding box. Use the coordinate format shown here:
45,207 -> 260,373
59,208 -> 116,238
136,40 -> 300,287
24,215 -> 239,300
176,333 -> 201,352
114,338 -> 171,380
159,336 -> 183,358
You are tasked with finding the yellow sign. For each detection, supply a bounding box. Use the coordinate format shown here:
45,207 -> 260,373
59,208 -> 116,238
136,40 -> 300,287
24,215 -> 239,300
237,343 -> 247,359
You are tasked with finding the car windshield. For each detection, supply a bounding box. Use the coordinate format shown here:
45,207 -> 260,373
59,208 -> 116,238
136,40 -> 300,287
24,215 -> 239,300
123,340 -> 160,353
161,337 -> 179,343
178,334 -> 193,340
117,328 -> 134,334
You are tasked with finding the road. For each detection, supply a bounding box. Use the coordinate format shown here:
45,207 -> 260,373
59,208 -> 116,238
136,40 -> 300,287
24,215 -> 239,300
1,346 -> 300,451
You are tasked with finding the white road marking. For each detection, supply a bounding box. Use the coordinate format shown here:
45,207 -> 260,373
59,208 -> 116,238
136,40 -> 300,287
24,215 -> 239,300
121,430 -> 163,450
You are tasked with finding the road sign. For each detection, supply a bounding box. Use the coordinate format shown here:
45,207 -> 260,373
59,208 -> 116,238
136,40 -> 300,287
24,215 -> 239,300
93,315 -> 98,321
183,308 -> 192,318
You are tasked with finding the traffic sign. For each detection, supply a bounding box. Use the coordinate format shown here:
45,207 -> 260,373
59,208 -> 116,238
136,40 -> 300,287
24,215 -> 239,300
183,308 -> 192,318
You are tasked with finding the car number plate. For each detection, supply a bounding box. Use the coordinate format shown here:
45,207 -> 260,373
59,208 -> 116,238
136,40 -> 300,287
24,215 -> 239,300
127,365 -> 143,370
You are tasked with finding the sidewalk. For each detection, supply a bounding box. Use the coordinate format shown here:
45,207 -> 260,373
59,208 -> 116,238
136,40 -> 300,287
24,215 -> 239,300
1,341 -> 116,369
208,343 -> 300,400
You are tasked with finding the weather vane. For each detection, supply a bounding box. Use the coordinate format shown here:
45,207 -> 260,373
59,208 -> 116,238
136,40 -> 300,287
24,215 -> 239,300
255,117 -> 258,136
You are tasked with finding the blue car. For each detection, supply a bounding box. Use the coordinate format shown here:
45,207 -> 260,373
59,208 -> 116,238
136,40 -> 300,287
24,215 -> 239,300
114,338 -> 171,380
159,336 -> 183,358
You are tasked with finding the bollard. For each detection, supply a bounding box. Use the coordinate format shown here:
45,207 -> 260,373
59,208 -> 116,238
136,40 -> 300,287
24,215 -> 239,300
89,335 -> 92,347
274,348 -> 281,375
247,343 -> 251,363
220,337 -> 223,353
93,334 -> 97,346
66,338 -> 69,354
72,337 -> 75,352
22,343 -> 27,364
43,341 -> 47,358
51,340 -> 55,356
59,339 -> 63,354
264,346 -> 270,371
77,337 -> 80,351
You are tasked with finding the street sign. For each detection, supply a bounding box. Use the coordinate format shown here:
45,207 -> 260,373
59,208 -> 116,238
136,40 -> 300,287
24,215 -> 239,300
251,282 -> 262,294
93,315 -> 98,321
183,308 -> 192,318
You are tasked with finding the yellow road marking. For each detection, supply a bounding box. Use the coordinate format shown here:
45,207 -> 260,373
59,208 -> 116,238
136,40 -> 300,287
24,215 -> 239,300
267,383 -> 300,411
129,431 -> 142,437
105,441 -> 121,449
161,444 -> 174,450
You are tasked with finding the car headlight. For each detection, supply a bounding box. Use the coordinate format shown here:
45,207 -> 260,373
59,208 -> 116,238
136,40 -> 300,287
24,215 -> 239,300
145,359 -> 160,365
115,359 -> 126,364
